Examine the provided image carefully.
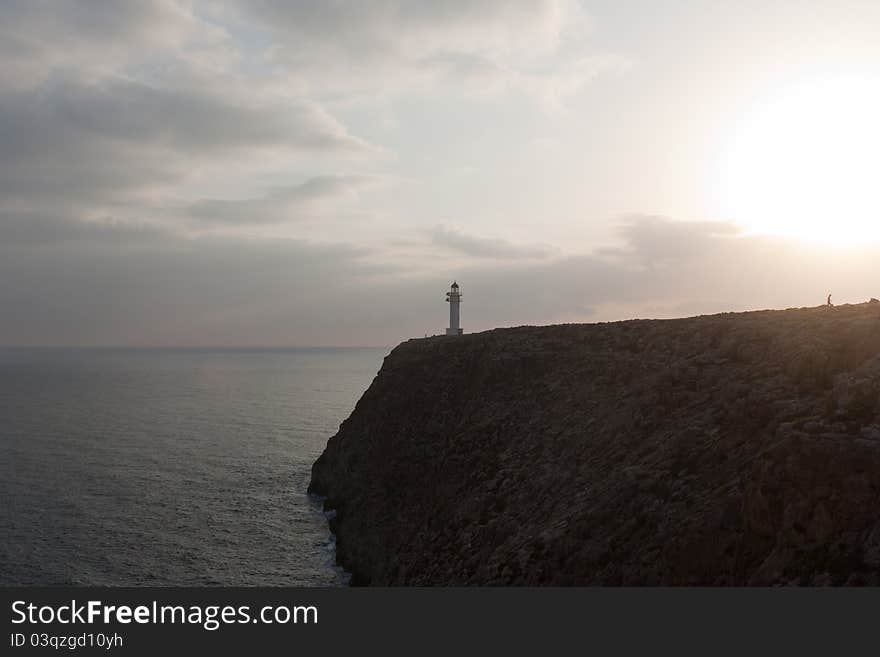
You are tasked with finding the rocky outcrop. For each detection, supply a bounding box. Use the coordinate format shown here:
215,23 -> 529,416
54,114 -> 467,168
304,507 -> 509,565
309,303 -> 880,585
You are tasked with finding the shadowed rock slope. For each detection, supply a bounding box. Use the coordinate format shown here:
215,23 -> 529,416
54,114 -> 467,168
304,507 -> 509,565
310,303 -> 880,585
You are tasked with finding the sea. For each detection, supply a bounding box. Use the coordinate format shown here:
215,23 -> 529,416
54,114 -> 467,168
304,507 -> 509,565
0,347 -> 386,586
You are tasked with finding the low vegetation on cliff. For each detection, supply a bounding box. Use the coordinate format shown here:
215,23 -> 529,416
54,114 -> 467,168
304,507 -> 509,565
311,303 -> 880,585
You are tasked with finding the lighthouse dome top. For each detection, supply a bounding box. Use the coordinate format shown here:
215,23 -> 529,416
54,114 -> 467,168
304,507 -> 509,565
451,281 -> 459,288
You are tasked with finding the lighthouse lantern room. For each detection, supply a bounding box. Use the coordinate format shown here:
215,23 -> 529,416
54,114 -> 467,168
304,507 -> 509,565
445,281 -> 463,335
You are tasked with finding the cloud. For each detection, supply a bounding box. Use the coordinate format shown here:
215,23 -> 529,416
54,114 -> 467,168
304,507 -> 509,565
30,78 -> 368,153
0,77 -> 367,198
182,175 -> 374,225
601,215 -> 743,266
431,225 -> 557,259
4,215 -> 876,346
224,0 -> 619,103
0,231 -> 387,346
0,0 -> 615,248
0,211 -> 172,246
0,40 -> 373,235
238,0 -> 587,57
7,4 -> 862,348
0,0 -> 228,90
380,217 -> 880,339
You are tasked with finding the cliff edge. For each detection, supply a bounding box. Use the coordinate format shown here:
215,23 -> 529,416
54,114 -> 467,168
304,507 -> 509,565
310,303 -> 880,585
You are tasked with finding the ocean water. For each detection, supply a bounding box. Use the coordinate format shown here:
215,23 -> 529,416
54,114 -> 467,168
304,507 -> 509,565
0,347 -> 386,586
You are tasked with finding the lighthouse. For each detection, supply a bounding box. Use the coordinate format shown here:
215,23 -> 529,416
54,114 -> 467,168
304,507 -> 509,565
445,281 -> 463,335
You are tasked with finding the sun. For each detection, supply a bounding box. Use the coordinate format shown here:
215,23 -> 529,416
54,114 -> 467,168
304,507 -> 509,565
716,75 -> 880,244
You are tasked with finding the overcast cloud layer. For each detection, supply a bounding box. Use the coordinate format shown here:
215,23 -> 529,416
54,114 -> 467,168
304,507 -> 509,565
2,1 -> 879,346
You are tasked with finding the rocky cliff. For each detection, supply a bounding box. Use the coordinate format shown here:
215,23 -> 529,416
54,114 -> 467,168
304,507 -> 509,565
310,303 -> 880,585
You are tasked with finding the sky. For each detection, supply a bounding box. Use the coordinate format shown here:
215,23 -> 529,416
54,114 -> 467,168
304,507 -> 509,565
2,0 -> 880,346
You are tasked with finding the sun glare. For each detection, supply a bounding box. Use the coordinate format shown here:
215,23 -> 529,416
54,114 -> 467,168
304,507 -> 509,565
717,76 -> 880,245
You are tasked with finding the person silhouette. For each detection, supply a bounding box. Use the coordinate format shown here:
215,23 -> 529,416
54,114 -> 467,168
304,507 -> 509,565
827,294 -> 833,307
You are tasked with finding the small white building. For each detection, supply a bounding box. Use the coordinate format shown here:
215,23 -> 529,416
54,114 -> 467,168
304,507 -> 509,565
445,281 -> 463,335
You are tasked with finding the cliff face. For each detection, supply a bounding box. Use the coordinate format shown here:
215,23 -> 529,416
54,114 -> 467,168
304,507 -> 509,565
310,303 -> 880,585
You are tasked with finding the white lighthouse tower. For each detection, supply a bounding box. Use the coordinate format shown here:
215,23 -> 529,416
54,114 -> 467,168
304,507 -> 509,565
445,281 -> 463,335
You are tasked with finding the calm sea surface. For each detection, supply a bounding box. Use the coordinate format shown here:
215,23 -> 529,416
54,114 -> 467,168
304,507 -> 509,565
0,347 -> 386,586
